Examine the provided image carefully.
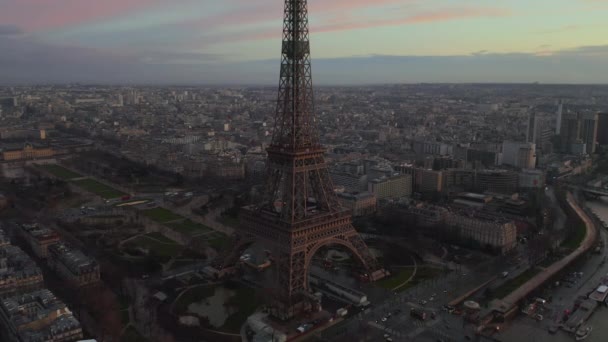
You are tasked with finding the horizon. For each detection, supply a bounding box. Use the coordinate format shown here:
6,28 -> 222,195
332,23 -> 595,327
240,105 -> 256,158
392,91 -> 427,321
1,0 -> 608,84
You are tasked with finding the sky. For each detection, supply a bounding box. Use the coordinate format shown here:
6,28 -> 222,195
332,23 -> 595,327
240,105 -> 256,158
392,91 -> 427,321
0,0 -> 607,84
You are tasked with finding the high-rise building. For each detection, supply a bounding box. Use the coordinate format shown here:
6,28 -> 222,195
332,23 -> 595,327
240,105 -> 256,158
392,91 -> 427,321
502,141 -> 536,169
555,100 -> 563,135
526,112 -> 538,144
560,112 -> 598,154
581,112 -> 599,154
598,112 -> 608,146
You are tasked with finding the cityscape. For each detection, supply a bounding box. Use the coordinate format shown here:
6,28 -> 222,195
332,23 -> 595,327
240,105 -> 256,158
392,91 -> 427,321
1,1 -> 608,342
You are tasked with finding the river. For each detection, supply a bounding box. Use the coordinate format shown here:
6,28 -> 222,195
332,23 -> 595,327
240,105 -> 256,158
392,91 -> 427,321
501,197 -> 608,342
580,197 -> 608,342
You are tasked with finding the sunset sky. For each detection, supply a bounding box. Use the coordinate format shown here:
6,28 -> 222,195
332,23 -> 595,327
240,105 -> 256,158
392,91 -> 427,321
1,0 -> 607,84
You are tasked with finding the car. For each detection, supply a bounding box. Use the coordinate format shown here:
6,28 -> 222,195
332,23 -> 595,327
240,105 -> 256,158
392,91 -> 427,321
535,314 -> 544,321
386,338 -> 393,342
381,317 -> 387,322
429,297 -> 435,302
384,334 -> 390,338
420,300 -> 428,305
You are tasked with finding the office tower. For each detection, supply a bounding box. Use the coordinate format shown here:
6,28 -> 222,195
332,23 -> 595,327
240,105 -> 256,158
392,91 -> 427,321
598,112 -> 608,145
526,111 -> 538,144
502,141 -> 536,169
581,112 -> 599,154
555,100 -> 563,135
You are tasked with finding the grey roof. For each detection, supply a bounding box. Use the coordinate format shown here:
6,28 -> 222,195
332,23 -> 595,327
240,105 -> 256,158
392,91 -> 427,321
0,245 -> 42,285
48,242 -> 98,275
0,289 -> 81,342
20,223 -> 58,240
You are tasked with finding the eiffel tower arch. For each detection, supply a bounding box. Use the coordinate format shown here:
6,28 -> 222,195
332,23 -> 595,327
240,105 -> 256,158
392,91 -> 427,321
210,0 -> 387,320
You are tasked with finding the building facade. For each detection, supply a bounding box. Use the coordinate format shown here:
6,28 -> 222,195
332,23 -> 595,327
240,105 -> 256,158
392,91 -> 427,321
1,143 -> 54,161
19,224 -> 61,259
502,141 -> 536,169
0,245 -> 44,298
0,289 -> 83,342
446,212 -> 517,254
336,192 -> 377,217
368,174 -> 412,200
47,243 -> 100,287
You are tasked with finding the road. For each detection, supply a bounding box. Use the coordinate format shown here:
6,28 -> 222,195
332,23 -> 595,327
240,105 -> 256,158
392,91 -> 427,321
318,251 -> 521,342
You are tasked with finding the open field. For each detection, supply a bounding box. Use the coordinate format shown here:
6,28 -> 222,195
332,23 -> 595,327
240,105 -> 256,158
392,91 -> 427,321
167,220 -> 213,236
125,233 -> 182,258
121,326 -> 147,342
376,268 -> 415,290
38,164 -> 82,180
205,233 -> 229,250
72,179 -> 126,199
141,207 -> 183,223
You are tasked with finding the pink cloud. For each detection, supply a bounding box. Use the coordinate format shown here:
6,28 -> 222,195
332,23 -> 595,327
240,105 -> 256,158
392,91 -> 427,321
0,0 -> 164,32
315,8 -> 510,34
195,7 -> 509,47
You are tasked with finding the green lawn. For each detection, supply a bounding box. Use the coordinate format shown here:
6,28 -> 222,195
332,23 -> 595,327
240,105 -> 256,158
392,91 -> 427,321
377,268 -> 415,289
121,326 -> 147,342
206,233 -> 229,250
141,207 -> 183,223
167,220 -> 213,236
220,215 -> 240,228
493,268 -> 541,300
38,164 -> 82,180
72,179 -> 126,199
126,233 -> 182,258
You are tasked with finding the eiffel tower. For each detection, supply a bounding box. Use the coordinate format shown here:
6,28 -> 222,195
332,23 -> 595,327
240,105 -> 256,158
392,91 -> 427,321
213,0 -> 387,320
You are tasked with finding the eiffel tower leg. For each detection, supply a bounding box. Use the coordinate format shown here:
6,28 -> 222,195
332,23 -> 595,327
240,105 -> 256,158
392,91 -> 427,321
272,248 -> 309,320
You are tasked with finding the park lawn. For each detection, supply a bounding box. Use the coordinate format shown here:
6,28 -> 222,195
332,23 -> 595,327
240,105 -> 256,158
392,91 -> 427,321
493,268 -> 541,300
376,268 -> 415,290
206,233 -> 229,250
220,215 -> 240,228
127,233 -> 182,258
73,178 -> 126,199
38,164 -> 82,180
121,326 -> 147,342
221,287 -> 261,333
167,220 -> 213,236
141,207 -> 183,223
174,285 -> 217,314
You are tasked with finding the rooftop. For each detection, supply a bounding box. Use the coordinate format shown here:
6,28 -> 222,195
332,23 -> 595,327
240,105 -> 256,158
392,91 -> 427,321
1,289 -> 82,341
20,224 -> 60,241
48,242 -> 98,275
0,245 -> 42,283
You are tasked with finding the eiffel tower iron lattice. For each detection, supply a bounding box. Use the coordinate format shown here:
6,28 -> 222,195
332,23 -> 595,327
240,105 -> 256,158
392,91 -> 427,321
212,0 -> 387,320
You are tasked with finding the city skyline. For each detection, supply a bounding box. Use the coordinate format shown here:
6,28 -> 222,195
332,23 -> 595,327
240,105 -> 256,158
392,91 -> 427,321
1,0 -> 608,84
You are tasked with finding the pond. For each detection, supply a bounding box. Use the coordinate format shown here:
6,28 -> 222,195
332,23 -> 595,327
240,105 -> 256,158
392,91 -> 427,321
187,286 -> 237,328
